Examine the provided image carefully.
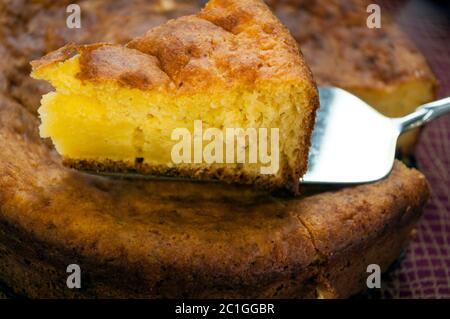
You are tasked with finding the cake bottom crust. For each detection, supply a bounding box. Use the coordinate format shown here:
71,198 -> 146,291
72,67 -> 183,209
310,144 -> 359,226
63,157 -> 302,195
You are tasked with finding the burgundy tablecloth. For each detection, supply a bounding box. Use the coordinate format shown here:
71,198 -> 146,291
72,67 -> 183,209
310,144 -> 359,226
376,0 -> 450,299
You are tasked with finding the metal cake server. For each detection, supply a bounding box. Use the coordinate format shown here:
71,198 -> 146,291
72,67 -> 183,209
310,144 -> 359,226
302,86 -> 450,184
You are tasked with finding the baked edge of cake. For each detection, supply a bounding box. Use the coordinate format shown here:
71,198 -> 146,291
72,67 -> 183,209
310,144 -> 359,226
0,160 -> 429,298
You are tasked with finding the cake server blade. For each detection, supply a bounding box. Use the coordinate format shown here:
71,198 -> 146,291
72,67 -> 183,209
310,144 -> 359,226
302,86 -> 450,184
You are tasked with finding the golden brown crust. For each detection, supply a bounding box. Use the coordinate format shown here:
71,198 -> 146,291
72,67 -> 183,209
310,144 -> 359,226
268,0 -> 437,90
77,44 -> 172,90
31,0 -> 317,94
63,158 -> 290,194
29,43 -> 78,70
297,165 -> 429,297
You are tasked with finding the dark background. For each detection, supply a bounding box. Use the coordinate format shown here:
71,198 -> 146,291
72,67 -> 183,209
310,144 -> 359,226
368,0 -> 450,298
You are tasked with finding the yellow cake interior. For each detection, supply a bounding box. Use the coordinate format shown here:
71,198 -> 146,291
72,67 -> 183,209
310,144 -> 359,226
32,55 -> 309,175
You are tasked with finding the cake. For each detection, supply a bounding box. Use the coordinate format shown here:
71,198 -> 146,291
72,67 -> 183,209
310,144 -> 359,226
3,1 -> 436,157
0,0 -> 434,298
0,93 -> 429,296
31,0 -> 319,194
268,0 -> 437,154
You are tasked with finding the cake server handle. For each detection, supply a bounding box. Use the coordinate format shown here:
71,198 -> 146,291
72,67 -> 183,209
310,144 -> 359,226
393,96 -> 450,133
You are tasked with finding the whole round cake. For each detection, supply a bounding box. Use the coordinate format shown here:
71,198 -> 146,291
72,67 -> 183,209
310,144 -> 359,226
0,0 -> 433,298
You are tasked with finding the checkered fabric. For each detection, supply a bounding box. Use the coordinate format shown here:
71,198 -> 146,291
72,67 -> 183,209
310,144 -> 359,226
377,0 -> 450,299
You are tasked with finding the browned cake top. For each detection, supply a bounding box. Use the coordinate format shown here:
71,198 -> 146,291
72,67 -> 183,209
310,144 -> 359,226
269,0 -> 436,89
32,0 -> 316,93
0,0 -> 435,113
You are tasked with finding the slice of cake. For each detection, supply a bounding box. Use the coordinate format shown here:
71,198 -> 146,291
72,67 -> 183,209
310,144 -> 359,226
31,0 -> 319,194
